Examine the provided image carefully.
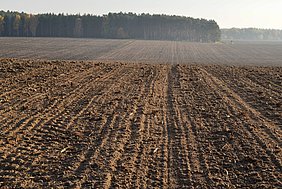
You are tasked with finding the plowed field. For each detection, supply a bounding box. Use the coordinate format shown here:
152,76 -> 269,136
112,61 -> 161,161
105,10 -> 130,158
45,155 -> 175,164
0,58 -> 281,188
1,38 -> 282,66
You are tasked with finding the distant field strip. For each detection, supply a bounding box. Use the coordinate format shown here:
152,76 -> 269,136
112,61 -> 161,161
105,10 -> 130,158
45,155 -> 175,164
0,38 -> 282,65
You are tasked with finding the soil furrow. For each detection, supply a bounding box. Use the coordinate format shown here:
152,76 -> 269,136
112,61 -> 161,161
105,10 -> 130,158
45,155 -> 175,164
166,65 -> 199,188
185,66 -> 282,186
0,65 -> 128,183
0,64 -> 115,150
206,65 -> 282,126
108,67 -> 159,188
201,68 -> 282,145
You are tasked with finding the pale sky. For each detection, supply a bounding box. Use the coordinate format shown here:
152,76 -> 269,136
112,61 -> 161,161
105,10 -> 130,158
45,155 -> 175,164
1,0 -> 282,29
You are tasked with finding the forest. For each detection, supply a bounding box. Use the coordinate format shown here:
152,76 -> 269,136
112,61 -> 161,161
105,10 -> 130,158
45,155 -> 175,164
221,28 -> 282,41
0,10 -> 220,42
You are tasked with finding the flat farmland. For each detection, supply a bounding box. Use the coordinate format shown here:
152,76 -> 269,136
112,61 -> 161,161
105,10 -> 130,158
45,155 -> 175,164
0,38 -> 281,188
0,37 -> 282,66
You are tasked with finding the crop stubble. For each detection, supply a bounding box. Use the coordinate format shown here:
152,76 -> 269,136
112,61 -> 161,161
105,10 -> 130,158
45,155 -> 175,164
0,57 -> 281,188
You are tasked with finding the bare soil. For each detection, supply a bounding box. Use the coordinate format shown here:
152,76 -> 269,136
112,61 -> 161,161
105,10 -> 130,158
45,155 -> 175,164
0,58 -> 281,188
0,38 -> 282,66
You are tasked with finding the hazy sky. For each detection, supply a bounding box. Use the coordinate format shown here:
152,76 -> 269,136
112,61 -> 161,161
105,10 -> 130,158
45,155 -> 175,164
1,0 -> 282,29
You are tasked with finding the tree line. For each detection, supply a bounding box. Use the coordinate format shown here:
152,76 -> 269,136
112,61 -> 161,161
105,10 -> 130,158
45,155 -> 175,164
221,28 -> 282,41
0,10 -> 220,42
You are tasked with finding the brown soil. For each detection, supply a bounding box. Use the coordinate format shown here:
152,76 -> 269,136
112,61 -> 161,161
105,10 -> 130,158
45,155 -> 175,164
1,38 -> 282,66
0,58 -> 281,188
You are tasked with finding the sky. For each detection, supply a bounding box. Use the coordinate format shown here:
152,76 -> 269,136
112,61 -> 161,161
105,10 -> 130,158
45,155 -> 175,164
1,0 -> 282,29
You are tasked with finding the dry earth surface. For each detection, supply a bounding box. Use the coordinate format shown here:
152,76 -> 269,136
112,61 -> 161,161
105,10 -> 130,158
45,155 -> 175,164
0,37 -> 282,66
0,38 -> 281,188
